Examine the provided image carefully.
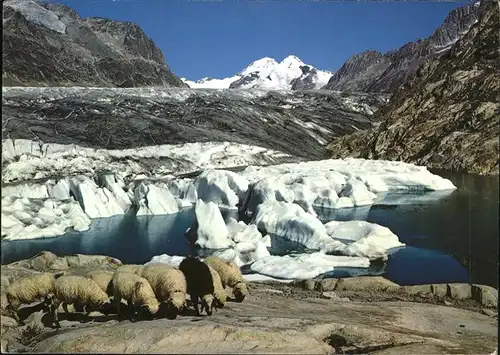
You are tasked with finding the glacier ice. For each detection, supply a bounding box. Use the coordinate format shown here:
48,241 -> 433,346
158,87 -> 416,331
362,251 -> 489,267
250,253 -> 370,280
251,200 -> 345,253
325,220 -> 405,260
193,169 -> 249,209
1,196 -> 91,241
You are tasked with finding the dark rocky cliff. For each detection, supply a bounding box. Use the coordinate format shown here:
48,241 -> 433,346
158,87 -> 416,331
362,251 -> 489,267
2,0 -> 187,88
327,0 -> 499,175
324,2 -> 482,93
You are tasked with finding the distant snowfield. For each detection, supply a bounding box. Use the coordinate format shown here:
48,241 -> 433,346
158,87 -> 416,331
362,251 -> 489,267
1,138 -> 457,280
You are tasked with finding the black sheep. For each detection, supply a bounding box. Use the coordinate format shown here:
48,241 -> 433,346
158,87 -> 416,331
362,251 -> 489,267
179,256 -> 215,316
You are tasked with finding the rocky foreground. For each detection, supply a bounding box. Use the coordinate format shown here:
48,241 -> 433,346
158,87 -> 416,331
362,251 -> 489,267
1,253 -> 498,354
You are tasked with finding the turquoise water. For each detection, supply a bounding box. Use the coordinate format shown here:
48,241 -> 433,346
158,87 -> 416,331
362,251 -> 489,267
2,171 -> 497,288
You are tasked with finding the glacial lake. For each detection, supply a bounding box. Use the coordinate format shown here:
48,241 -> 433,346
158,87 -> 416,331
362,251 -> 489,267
2,170 -> 498,288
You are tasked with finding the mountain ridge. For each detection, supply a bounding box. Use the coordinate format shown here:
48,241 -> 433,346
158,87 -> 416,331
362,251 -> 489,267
2,0 -> 187,88
323,1 -> 483,93
327,0 -> 499,175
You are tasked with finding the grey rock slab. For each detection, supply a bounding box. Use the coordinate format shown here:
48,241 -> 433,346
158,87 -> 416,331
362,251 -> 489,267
29,284 -> 498,354
334,276 -> 399,292
471,284 -> 498,308
447,283 -> 472,300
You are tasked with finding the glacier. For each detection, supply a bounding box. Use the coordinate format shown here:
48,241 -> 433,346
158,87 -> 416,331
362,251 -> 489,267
1,139 -> 456,242
2,137 -> 457,280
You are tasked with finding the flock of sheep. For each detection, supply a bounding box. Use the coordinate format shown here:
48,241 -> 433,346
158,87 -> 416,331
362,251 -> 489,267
5,256 -> 249,328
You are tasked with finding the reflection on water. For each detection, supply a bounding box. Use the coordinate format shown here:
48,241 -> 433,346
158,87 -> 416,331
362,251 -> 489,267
1,209 -> 195,265
1,171 -> 497,288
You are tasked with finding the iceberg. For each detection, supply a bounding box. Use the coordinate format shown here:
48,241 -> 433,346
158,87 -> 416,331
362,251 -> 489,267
250,253 -> 370,280
1,196 -> 91,241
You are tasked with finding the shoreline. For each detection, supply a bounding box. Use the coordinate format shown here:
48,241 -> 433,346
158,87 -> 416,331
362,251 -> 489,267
1,253 -> 498,354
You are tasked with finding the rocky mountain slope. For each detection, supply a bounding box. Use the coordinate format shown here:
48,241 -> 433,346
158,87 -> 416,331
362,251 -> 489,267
2,87 -> 388,160
327,0 -> 499,175
324,2 -> 482,93
182,55 -> 333,90
2,0 -> 186,88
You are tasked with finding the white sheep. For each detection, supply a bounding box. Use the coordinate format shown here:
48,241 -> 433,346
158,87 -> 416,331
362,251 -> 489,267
115,264 -> 144,275
85,270 -> 114,296
111,271 -> 160,321
204,256 -> 249,302
140,263 -> 187,319
206,264 -> 228,309
5,272 -> 62,322
51,275 -> 111,328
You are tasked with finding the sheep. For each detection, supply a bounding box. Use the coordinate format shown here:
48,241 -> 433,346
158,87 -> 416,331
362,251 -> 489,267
206,263 -> 228,309
111,271 -> 160,321
139,263 -> 187,319
85,270 -> 114,296
51,275 -> 111,328
115,264 -> 144,275
179,256 -> 216,316
5,272 -> 63,323
204,256 -> 248,302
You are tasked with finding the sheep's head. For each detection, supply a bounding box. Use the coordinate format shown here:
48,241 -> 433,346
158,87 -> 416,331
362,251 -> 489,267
201,294 -> 214,316
233,283 -> 248,303
169,292 -> 186,311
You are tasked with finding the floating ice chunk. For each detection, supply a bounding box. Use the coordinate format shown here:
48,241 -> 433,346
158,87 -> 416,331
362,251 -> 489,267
147,254 -> 186,268
133,182 -> 179,216
49,179 -> 71,200
242,177 -> 295,216
242,274 -> 294,283
226,218 -> 262,245
1,196 -> 91,241
190,199 -> 234,249
250,252 -> 370,280
239,159 -> 456,193
251,200 -> 344,252
313,189 -> 339,209
290,183 -> 317,215
101,175 -> 132,212
325,220 -> 405,260
69,176 -> 125,219
193,169 -> 249,209
340,179 -> 377,206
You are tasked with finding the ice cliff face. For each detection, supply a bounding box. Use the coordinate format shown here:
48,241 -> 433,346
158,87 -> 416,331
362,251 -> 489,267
327,0 -> 499,175
2,0 -> 187,88
323,2 -> 482,93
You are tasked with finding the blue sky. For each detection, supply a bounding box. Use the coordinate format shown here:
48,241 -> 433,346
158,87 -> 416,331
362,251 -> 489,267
50,0 -> 470,80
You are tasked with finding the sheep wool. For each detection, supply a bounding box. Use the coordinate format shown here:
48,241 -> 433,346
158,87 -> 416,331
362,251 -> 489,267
111,271 -> 160,318
204,256 -> 248,302
5,272 -> 57,320
140,263 -> 187,314
115,264 -> 144,275
206,264 -> 227,309
179,256 -> 215,316
85,270 -> 114,296
52,275 -> 110,320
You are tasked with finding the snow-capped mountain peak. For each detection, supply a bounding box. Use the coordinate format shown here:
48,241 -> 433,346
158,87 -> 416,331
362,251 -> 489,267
241,57 -> 279,75
280,55 -> 305,68
182,55 -> 333,91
